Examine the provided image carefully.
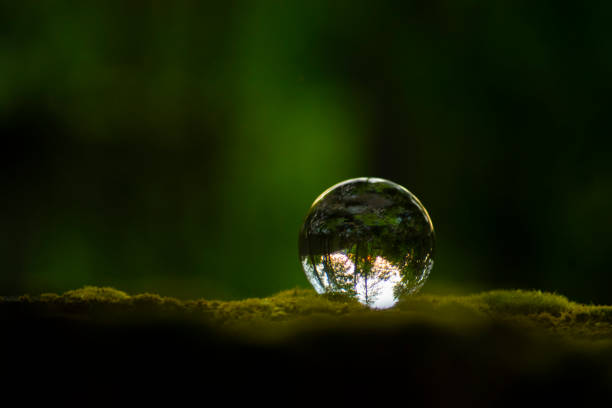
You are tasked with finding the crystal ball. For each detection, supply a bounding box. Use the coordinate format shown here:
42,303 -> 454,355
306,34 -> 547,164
298,177 -> 435,309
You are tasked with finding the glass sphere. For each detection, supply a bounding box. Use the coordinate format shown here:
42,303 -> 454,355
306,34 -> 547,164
298,177 -> 435,309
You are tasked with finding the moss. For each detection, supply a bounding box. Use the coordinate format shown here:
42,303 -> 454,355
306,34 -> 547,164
63,286 -> 131,302
475,289 -> 573,316
3,286 -> 612,403
3,286 -> 612,344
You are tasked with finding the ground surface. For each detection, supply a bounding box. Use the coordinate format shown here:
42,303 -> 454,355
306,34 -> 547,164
2,287 -> 612,404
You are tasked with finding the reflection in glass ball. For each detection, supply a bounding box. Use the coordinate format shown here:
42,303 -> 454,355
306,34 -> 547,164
298,178 -> 435,309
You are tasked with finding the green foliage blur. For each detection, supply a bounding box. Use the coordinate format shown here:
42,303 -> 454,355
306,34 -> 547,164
2,1 -> 612,303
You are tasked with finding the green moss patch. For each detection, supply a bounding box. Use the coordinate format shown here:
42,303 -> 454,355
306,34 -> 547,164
3,286 -> 612,403
4,286 -> 612,344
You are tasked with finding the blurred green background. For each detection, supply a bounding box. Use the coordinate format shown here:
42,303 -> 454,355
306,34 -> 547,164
2,1 -> 611,303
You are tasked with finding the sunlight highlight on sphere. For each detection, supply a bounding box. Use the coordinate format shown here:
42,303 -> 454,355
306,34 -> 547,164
298,177 -> 435,309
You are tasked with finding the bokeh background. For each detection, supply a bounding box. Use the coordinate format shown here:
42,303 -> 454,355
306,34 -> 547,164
2,1 -> 611,303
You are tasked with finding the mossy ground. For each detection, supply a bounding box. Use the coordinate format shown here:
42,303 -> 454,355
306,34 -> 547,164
7,286 -> 612,343
3,287 -> 612,404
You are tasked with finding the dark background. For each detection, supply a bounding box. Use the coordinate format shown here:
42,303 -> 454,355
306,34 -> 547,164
2,1 -> 611,303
